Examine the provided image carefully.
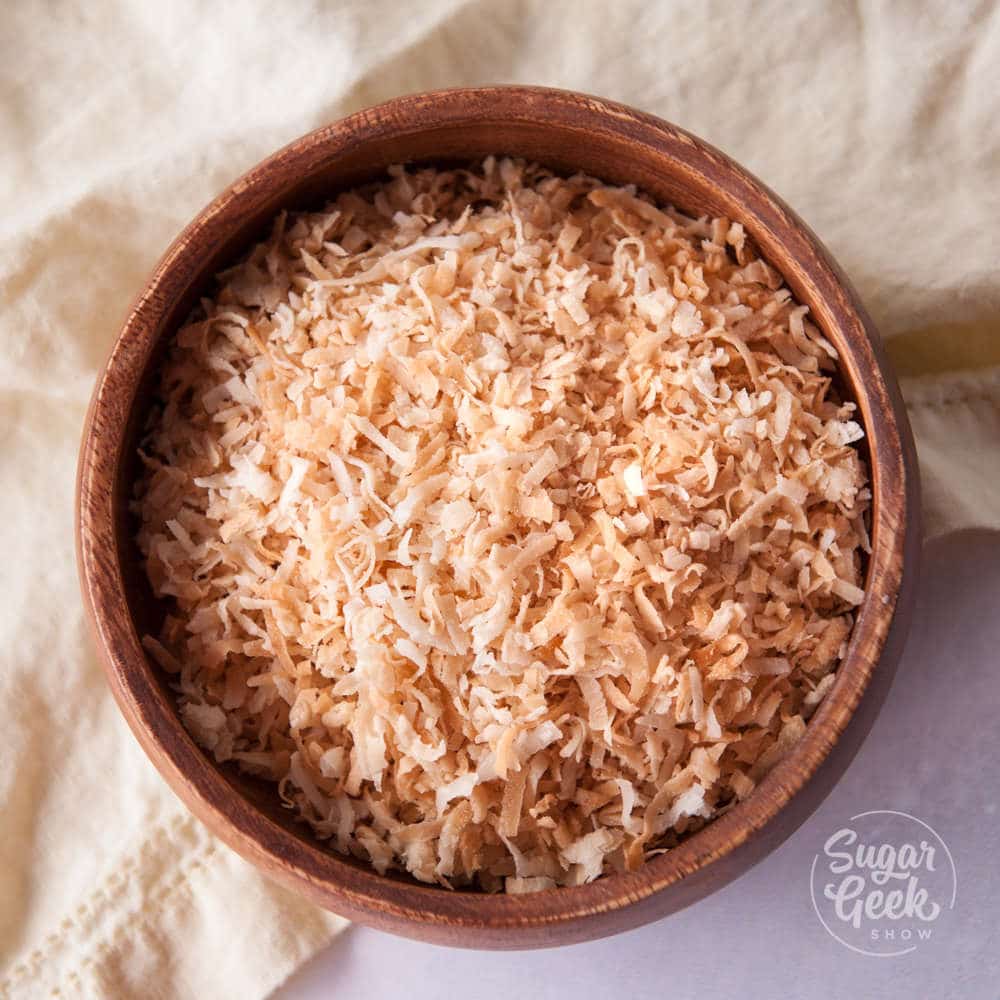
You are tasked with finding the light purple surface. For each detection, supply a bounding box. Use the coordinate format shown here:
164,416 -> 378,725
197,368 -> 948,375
278,531 -> 1000,1000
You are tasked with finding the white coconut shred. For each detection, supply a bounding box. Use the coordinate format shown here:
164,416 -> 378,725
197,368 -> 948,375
135,158 -> 869,892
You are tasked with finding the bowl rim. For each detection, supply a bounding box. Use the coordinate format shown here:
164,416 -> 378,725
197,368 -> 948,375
76,85 -> 919,944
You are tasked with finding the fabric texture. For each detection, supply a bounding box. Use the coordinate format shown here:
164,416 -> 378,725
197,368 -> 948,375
1,1 -> 997,997
901,368 -> 1000,539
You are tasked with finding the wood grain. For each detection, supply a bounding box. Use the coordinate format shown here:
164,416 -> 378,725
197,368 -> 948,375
76,86 -> 920,949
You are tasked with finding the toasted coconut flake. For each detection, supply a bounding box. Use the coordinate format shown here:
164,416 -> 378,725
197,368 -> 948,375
623,462 -> 646,500
505,876 -> 557,894
561,828 -> 623,884
136,159 -> 869,893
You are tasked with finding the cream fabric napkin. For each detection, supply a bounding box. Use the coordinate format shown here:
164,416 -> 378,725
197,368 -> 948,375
2,2 -> 998,998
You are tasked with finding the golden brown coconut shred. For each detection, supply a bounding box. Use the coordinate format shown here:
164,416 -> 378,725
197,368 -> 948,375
135,158 -> 869,892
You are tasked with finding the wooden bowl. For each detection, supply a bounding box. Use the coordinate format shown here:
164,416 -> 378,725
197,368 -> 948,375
76,86 -> 920,949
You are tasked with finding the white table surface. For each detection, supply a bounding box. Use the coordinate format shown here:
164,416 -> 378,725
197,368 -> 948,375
278,530 -> 1000,1000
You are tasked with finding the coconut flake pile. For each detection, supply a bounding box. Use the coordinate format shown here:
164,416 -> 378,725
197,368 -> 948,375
136,158 -> 869,892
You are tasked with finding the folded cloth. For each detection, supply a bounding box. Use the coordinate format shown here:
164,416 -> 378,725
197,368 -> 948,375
900,368 -> 1000,539
1,1 -> 997,998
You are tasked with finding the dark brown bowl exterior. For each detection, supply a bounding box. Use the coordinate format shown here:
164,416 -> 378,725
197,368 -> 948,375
76,86 -> 919,949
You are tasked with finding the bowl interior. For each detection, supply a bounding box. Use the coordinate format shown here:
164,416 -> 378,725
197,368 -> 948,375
84,87 -> 916,946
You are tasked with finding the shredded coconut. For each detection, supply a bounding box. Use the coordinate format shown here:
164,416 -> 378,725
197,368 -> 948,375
135,159 -> 869,893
